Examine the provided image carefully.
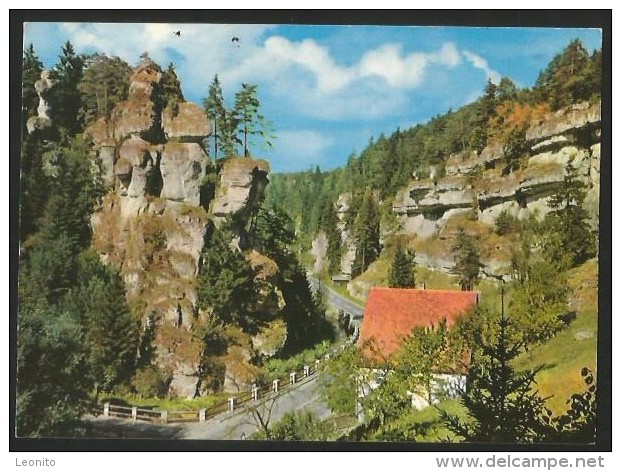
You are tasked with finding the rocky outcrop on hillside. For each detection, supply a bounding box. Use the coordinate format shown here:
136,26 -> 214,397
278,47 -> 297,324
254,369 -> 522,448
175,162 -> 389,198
390,101 -> 601,278
88,58 -> 277,397
26,70 -> 55,134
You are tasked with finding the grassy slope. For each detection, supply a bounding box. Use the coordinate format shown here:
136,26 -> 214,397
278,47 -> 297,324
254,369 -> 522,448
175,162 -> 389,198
512,259 -> 598,415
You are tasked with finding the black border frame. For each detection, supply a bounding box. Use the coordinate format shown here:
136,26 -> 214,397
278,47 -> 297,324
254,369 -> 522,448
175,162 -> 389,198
9,9 -> 612,453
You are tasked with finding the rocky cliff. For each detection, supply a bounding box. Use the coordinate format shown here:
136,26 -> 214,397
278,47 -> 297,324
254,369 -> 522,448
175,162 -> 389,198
391,100 -> 600,278
87,57 -> 276,397
324,101 -> 600,290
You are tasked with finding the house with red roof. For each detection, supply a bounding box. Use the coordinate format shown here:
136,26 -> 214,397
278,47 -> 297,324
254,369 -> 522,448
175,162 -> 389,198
359,287 -> 479,358
356,286 -> 479,411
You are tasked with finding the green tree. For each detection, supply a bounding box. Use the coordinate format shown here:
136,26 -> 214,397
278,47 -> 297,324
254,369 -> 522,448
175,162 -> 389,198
469,79 -> 497,153
160,62 -> 184,115
388,245 -> 416,288
319,200 -> 342,275
16,304 -> 91,436
351,189 -> 380,277
63,250 -> 139,396
439,312 -> 553,443
49,41 -> 85,137
37,136 -> 105,249
196,225 -> 255,326
544,164 -> 597,268
320,345 -> 365,416
233,83 -> 274,157
203,74 -> 228,159
253,410 -> 335,440
451,228 -> 482,291
509,225 -> 569,346
535,39 -> 595,109
22,44 -> 43,129
77,53 -> 132,123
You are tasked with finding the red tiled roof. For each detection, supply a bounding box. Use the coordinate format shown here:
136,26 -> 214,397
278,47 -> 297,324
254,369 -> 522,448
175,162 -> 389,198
358,287 -> 478,358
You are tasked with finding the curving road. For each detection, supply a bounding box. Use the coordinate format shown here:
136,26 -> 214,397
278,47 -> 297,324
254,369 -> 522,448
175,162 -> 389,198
308,277 -> 365,323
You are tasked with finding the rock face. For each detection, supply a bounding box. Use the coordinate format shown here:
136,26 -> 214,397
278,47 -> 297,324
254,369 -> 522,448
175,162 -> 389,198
26,70 -> 55,134
88,57 -> 274,398
391,101 -> 601,277
395,101 -> 600,231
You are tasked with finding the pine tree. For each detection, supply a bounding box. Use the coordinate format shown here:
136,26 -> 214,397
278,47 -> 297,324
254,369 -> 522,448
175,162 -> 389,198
451,228 -> 482,291
469,79 -> 497,153
49,41 -> 85,137
63,250 -> 139,396
77,53 -> 132,123
351,189 -> 380,277
233,83 -> 274,157
388,245 -> 416,288
544,164 -> 597,267
439,311 -> 553,443
203,74 -> 227,159
509,222 -> 569,346
22,44 -> 43,129
160,62 -> 184,115
535,39 -> 593,110
197,225 -> 255,325
319,200 -> 342,275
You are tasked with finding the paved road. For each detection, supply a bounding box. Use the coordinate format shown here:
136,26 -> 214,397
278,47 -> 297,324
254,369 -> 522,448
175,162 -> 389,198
181,375 -> 331,439
308,277 -> 365,322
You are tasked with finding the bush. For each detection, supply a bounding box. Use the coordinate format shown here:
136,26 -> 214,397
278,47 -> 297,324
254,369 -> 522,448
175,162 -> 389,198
131,366 -> 168,398
495,210 -> 518,236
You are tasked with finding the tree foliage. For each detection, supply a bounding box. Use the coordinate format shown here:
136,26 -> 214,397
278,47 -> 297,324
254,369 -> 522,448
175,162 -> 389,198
509,222 -> 569,346
451,228 -> 482,291
351,189 -> 381,277
48,41 -> 85,137
203,74 -> 228,159
439,313 -> 553,443
544,164 -> 597,268
535,39 -> 602,110
388,245 -> 416,288
233,83 -> 274,157
22,44 -> 43,128
78,53 -> 131,123
196,224 -> 255,326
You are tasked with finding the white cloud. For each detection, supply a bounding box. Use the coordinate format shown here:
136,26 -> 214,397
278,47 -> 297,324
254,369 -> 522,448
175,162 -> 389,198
462,49 -> 501,84
272,130 -> 335,171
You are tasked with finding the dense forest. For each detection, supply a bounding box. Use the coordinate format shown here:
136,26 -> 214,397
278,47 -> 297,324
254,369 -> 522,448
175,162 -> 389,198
17,38 -> 602,442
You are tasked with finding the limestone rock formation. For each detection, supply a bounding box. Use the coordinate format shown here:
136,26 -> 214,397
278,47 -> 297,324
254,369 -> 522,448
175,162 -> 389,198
389,101 -> 601,279
211,158 -> 270,225
88,56 -> 281,398
26,70 -> 54,134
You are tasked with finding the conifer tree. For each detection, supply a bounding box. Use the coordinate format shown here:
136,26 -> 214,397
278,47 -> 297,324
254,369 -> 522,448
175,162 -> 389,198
451,228 -> 482,291
77,53 -> 132,123
388,245 -> 416,288
49,41 -> 85,137
439,311 -> 553,443
160,62 -> 184,115
544,164 -> 597,268
22,44 -> 43,128
319,200 -> 342,275
351,189 -> 380,277
196,225 -> 255,325
233,83 -> 274,157
535,39 -> 594,109
203,74 -> 227,159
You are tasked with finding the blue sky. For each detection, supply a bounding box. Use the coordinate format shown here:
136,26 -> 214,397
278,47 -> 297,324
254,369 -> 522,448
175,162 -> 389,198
23,23 -> 602,173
